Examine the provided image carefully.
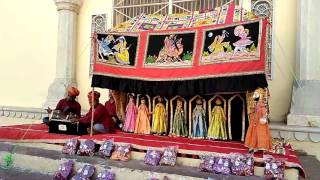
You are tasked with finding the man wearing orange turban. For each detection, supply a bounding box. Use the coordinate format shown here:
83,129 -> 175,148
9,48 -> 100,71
43,86 -> 81,125
78,91 -> 115,134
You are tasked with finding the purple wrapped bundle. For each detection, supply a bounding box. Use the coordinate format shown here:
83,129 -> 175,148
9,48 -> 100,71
159,146 -> 178,166
62,139 -> 80,155
72,164 -> 95,180
264,159 -> 285,180
213,157 -> 231,175
110,144 -> 131,161
230,155 -> 246,176
78,140 -> 96,156
144,150 -> 162,166
243,154 -> 254,176
199,156 -> 215,172
53,159 -> 74,180
96,169 -> 115,180
99,140 -> 114,158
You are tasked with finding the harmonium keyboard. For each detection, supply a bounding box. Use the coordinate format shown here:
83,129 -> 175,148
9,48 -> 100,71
48,110 -> 79,135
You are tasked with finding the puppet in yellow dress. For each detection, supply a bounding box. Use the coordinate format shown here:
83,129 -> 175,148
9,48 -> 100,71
113,36 -> 130,65
151,97 -> 167,135
134,97 -> 151,134
207,98 -> 227,140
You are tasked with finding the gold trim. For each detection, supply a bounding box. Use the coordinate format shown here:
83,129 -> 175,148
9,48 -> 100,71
199,20 -> 263,65
169,95 -> 187,135
142,30 -> 197,68
189,95 -> 206,138
92,70 -> 266,82
227,94 -> 246,141
95,32 -> 141,68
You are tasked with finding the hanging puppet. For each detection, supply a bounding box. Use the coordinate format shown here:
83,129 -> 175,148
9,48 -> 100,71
245,88 -> 272,152
207,98 -> 227,140
191,98 -> 207,139
151,97 -> 167,135
171,98 -> 188,137
134,97 -> 151,134
123,94 -> 137,132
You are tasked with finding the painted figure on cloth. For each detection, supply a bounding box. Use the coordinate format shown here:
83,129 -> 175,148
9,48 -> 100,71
232,25 -> 253,57
98,35 -> 115,59
123,94 -> 137,132
245,88 -> 272,151
208,30 -> 230,57
134,97 -> 151,134
191,98 -> 207,139
156,34 -> 184,63
151,97 -> 167,135
207,98 -> 227,140
171,98 -> 188,137
113,36 -> 130,65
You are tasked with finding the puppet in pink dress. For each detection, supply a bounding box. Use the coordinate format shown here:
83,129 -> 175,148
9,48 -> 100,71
232,25 -> 253,57
123,94 -> 137,132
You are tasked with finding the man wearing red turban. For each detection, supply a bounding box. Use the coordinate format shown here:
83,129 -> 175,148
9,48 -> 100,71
78,91 -> 115,134
43,87 -> 81,125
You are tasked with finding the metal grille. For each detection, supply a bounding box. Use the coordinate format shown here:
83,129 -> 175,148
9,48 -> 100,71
112,0 -> 240,25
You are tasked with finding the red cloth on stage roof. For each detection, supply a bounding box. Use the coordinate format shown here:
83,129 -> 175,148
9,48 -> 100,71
105,100 -> 117,117
79,103 -> 115,131
55,98 -> 81,117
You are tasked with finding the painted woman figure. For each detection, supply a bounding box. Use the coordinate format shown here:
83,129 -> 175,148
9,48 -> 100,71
151,97 -> 167,135
232,25 -> 253,57
245,88 -> 272,151
134,97 -> 151,134
113,36 -> 130,65
207,98 -> 227,140
123,94 -> 137,132
171,98 -> 188,137
191,98 -> 207,139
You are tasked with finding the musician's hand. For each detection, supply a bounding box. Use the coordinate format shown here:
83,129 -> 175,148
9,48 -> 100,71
70,118 -> 78,124
46,107 -> 52,114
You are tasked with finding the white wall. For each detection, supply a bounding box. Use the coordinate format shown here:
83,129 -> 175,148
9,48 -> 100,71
0,0 -> 57,108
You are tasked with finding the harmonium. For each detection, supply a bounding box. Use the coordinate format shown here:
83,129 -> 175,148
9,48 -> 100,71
48,110 -> 79,135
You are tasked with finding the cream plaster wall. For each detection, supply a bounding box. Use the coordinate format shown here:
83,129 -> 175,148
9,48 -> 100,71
0,0 -> 57,108
268,0 -> 297,122
76,0 -> 113,110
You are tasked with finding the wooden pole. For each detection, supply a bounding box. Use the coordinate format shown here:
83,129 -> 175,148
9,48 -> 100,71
90,87 -> 95,136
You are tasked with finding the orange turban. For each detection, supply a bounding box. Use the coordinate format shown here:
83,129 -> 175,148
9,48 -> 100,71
87,91 -> 100,100
67,87 -> 80,97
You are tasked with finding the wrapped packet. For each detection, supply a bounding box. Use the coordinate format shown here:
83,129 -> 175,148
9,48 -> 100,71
264,158 -> 285,180
159,146 -> 178,166
213,156 -> 231,175
199,155 -> 215,172
243,153 -> 254,176
71,164 -> 95,180
53,159 -> 74,180
110,144 -> 131,161
144,149 -> 162,166
99,139 -> 114,158
230,154 -> 245,176
97,168 -> 115,180
62,139 -> 80,155
77,139 -> 96,156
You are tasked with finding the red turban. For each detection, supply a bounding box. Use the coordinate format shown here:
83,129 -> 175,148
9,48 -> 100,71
87,91 -> 100,100
67,87 -> 80,97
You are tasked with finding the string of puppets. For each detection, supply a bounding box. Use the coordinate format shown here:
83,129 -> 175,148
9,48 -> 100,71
112,87 -> 272,152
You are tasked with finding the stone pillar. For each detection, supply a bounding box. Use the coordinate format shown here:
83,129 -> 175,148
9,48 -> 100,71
43,0 -> 82,108
287,0 -> 320,126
